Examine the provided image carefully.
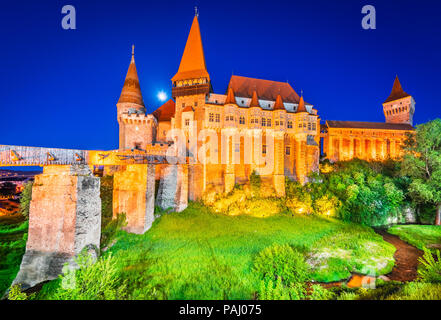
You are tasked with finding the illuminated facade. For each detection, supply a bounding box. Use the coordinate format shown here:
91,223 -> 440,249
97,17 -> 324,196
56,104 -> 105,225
116,14 -> 414,197
322,76 -> 415,162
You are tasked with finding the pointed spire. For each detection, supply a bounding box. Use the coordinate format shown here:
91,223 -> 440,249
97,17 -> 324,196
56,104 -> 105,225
384,75 -> 410,103
172,15 -> 209,82
296,94 -> 307,113
225,87 -> 236,105
118,45 -> 144,106
273,94 -> 285,111
250,90 -> 260,108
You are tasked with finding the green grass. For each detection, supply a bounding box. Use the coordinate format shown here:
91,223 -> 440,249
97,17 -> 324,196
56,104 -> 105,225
102,202 -> 395,300
0,215 -> 28,295
388,225 -> 441,252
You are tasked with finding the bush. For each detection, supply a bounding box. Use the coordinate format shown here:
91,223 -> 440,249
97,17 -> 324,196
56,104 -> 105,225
19,181 -> 33,218
417,248 -> 441,283
42,253 -> 127,300
254,244 -> 310,284
258,278 -> 306,300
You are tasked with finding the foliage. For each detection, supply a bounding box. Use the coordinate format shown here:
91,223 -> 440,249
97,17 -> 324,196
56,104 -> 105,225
257,278 -> 306,300
401,119 -> 441,224
417,248 -> 441,283
388,224 -> 441,253
386,282 -> 441,300
39,253 -> 127,300
99,175 -> 127,250
299,159 -> 406,226
7,284 -> 33,300
52,202 -> 396,300
253,244 -> 310,284
19,181 -> 33,218
0,220 -> 28,294
308,284 -> 335,300
100,213 -> 127,250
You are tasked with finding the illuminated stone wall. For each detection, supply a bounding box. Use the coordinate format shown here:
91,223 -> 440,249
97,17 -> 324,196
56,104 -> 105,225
13,165 -> 101,289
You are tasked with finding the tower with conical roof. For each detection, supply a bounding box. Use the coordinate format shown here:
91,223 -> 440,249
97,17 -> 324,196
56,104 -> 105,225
117,46 -> 156,150
172,12 -> 211,131
382,76 -> 415,126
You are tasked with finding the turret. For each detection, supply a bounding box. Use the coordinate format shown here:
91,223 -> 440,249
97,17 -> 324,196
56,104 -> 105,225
382,76 -> 415,126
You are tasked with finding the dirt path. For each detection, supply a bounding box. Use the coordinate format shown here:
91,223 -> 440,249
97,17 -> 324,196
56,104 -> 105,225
375,229 -> 424,282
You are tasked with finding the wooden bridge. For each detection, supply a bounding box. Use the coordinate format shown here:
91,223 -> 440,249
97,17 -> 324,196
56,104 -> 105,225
0,144 -> 174,167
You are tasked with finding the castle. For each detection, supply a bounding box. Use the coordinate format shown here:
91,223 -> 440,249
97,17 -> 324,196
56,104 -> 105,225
116,13 -> 415,198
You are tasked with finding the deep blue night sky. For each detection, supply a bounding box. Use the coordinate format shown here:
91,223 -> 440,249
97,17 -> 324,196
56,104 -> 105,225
1,0 -> 440,154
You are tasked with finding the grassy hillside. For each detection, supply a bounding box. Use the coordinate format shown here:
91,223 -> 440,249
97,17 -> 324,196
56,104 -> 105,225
388,225 -> 441,252
93,202 -> 395,300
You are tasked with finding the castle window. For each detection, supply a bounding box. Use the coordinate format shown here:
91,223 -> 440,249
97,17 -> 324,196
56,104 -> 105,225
261,118 -> 266,126
134,143 -> 141,150
287,121 -> 293,129
239,116 -> 245,124
285,146 -> 291,155
215,114 -> 220,122
267,119 -> 271,127
312,123 -> 316,130
262,144 -> 267,154
182,103 -> 185,108
298,122 -> 302,128
303,123 -> 306,128
194,101 -> 198,107
235,143 -> 240,153
280,121 -> 284,126
308,123 -> 312,131
209,113 -> 214,122
275,121 -> 279,126
185,119 -> 190,127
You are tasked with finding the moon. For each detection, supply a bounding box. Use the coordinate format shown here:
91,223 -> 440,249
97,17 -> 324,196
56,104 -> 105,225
157,91 -> 167,102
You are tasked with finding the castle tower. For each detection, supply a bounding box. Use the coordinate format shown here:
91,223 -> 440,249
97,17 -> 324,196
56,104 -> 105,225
117,46 -> 156,151
172,12 -> 211,200
382,76 -> 415,126
171,13 -> 211,131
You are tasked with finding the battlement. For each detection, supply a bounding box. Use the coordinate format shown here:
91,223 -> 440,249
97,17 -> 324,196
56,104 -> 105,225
119,113 -> 157,126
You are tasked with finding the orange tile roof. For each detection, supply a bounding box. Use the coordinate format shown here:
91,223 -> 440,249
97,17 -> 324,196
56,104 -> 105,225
182,105 -> 194,112
118,46 -> 144,106
224,87 -> 236,104
384,76 -> 411,103
152,99 -> 175,121
326,120 -> 413,130
273,94 -> 285,110
227,75 -> 301,103
172,15 -> 209,82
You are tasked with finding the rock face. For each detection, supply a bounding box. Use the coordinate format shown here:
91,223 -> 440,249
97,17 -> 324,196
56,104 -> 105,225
12,165 -> 101,290
113,164 -> 155,234
156,164 -> 188,212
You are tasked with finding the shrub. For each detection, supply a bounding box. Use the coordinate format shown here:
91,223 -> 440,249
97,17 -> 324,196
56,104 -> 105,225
258,278 -> 306,300
19,181 -> 33,218
7,284 -> 31,300
253,244 -> 310,284
44,253 -> 127,300
308,284 -> 335,300
417,248 -> 441,283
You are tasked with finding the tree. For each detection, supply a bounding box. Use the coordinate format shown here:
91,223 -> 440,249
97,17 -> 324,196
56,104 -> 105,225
19,181 -> 33,218
401,119 -> 441,225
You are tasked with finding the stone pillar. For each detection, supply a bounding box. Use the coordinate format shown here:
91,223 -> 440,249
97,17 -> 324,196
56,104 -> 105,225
224,163 -> 235,194
113,164 -> 155,234
338,137 -> 343,161
188,163 -> 204,201
295,139 -> 307,185
349,138 -> 355,159
273,133 -> 285,196
371,139 -> 376,160
12,165 -> 101,290
328,136 -> 334,161
156,164 -> 188,212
